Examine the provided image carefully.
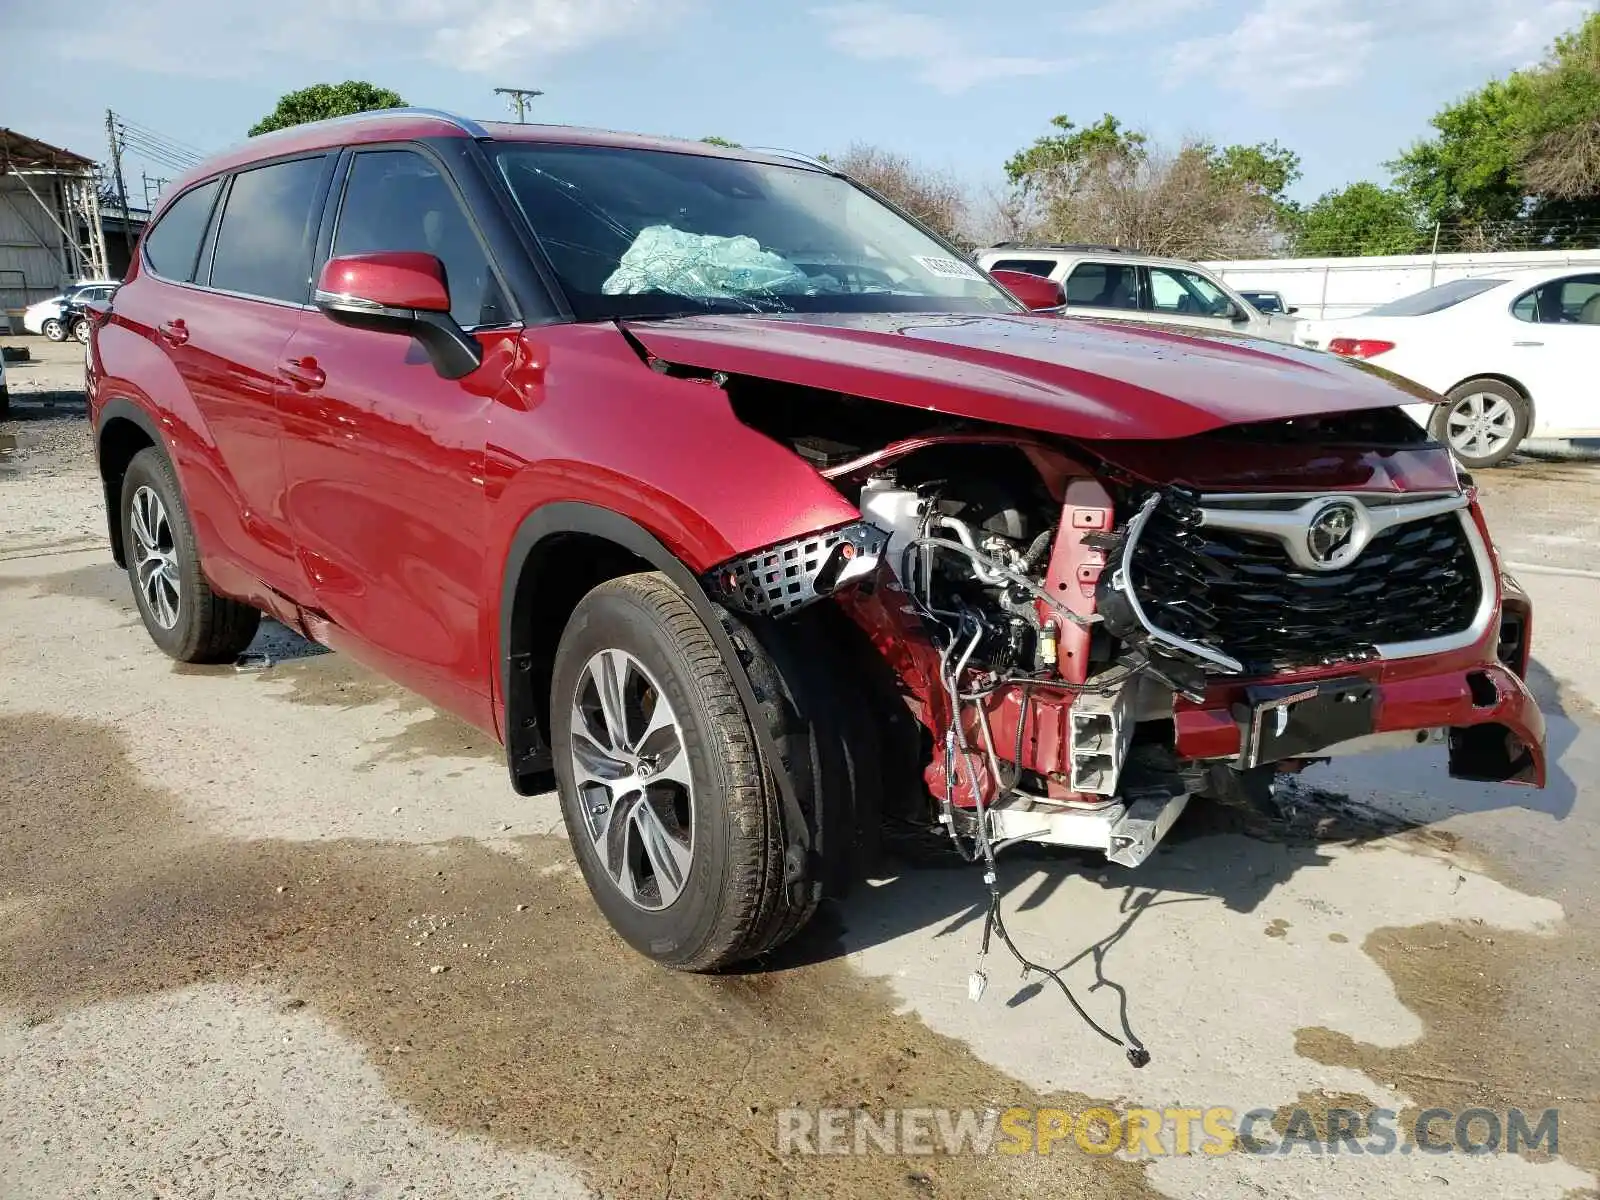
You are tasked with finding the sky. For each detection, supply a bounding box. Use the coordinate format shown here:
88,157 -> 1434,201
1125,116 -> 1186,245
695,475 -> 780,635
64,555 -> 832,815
2,0 -> 1593,215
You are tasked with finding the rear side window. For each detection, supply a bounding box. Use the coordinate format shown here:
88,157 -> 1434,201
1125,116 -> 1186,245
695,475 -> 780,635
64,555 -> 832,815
142,180 -> 220,282
989,258 -> 1058,278
1065,261 -> 1138,309
209,157 -> 326,304
331,149 -> 508,329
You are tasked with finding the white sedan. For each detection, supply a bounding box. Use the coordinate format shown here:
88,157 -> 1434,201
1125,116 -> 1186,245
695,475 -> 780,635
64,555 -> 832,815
21,281 -> 117,341
1298,267 -> 1599,467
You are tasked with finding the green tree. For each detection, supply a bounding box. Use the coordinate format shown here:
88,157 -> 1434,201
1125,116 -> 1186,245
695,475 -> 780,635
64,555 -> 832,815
1297,182 -> 1425,256
1004,114 -> 1147,194
249,81 -> 407,137
700,136 -> 741,148
1391,11 -> 1600,245
1002,114 -> 1299,258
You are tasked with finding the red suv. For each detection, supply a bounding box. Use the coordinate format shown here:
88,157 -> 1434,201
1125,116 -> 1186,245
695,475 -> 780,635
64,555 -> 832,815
89,109 -> 1544,976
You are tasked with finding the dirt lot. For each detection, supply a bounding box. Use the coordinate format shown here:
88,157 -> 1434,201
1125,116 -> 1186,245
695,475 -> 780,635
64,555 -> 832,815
2,335 -> 1598,1199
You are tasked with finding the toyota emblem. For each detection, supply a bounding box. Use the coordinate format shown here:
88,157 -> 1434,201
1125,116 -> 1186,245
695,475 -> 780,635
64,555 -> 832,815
1306,501 -> 1360,567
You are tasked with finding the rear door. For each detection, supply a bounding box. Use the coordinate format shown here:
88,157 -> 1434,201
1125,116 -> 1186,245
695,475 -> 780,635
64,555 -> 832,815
108,160 -> 330,598
276,144 -> 518,725
1507,274 -> 1600,437
185,153 -> 333,596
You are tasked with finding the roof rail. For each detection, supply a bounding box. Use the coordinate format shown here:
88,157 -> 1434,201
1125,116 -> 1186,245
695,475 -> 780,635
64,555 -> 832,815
742,146 -> 836,172
248,107 -> 491,144
986,241 -> 1131,254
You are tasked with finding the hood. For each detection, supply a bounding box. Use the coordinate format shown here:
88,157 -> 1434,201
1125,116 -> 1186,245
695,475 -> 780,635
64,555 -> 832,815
622,311 -> 1438,440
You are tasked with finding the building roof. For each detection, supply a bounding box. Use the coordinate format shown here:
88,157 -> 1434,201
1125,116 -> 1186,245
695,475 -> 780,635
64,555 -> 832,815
0,128 -> 96,174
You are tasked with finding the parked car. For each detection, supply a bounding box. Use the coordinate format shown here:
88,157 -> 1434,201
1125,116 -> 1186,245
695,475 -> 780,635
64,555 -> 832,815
972,243 -> 1299,342
1298,269 -> 1600,467
1238,289 -> 1296,316
60,296 -> 95,344
23,280 -> 117,341
0,348 -> 8,420
88,110 -> 1545,982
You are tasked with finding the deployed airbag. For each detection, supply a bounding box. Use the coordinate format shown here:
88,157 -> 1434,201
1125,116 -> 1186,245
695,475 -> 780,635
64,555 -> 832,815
603,225 -> 830,299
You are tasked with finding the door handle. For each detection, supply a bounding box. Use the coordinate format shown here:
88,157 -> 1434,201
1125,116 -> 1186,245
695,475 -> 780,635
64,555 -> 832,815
157,319 -> 188,347
277,356 -> 326,390
1512,340 -> 1544,347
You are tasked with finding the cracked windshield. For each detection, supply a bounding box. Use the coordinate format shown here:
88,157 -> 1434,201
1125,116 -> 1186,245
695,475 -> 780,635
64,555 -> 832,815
494,143 -> 1019,319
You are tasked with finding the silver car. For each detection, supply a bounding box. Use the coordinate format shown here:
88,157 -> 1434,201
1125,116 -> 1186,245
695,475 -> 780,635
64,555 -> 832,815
974,244 -> 1299,343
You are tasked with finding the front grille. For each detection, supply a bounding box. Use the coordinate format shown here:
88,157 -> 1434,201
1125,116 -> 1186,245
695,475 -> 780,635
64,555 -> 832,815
1128,497 -> 1482,673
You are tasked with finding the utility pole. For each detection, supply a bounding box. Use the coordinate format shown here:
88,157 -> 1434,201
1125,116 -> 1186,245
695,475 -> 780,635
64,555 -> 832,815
105,109 -> 133,257
493,87 -> 544,124
142,172 -> 170,210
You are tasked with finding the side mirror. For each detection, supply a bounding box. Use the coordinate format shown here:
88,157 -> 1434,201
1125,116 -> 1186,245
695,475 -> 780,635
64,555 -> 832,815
1228,303 -> 1250,323
990,268 -> 1067,312
1286,306 -> 1300,315
314,252 -> 481,379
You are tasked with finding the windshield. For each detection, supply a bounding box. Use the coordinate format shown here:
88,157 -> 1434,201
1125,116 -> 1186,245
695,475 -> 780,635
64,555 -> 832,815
1242,292 -> 1283,313
1367,277 -> 1505,317
493,144 -> 1020,321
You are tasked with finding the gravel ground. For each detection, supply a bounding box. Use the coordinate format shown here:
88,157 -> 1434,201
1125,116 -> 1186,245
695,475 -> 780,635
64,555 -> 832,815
2,334 -> 1597,1199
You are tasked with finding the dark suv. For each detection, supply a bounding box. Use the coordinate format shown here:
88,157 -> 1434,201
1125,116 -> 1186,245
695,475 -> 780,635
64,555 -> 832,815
89,109 -> 1544,975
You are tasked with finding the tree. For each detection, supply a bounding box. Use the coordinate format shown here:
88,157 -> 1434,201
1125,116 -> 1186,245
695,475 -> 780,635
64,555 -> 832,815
1297,182 -> 1425,256
831,143 -> 968,245
700,136 -> 741,148
1002,114 -> 1298,259
249,82 -> 407,137
1391,11 -> 1600,246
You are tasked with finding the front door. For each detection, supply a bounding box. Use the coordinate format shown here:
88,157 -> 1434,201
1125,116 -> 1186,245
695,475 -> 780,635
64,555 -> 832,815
277,146 -> 517,728
1507,273 -> 1600,438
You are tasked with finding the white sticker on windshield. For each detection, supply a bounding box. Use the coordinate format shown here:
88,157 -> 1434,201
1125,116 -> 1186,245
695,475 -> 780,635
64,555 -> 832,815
913,255 -> 983,282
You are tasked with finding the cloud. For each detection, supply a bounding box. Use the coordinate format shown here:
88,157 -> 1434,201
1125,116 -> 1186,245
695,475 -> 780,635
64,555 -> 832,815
1169,0 -> 1596,96
1169,0 -> 1375,93
1071,0 -> 1214,38
55,0 -> 674,78
814,3 -> 1062,94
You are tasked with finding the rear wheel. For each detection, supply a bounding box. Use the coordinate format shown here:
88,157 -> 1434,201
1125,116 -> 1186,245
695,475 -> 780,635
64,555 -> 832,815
551,573 -> 817,971
41,318 -> 65,342
120,447 -> 261,662
1432,379 -> 1529,468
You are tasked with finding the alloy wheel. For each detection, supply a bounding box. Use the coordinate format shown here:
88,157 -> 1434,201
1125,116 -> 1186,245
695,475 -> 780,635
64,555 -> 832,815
129,485 -> 181,629
1445,391 -> 1517,461
569,649 -> 695,911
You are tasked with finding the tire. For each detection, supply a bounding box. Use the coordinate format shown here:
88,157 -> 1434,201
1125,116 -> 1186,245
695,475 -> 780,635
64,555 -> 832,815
73,318 -> 90,345
551,573 -> 818,971
0,386 -> 9,422
42,318 -> 65,342
1431,379 -> 1530,469
119,447 -> 260,663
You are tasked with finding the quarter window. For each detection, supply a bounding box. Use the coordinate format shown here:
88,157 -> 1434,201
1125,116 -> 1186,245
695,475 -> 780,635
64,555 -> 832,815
208,157 -> 326,304
141,180 -> 220,282
1064,261 -> 1138,309
332,150 -> 508,328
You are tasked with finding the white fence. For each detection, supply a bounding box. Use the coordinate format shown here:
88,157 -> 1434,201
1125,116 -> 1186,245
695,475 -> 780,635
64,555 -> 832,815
1204,249 -> 1600,321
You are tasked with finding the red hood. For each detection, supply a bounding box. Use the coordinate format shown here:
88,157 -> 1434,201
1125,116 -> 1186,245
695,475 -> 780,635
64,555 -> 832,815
622,311 -> 1438,440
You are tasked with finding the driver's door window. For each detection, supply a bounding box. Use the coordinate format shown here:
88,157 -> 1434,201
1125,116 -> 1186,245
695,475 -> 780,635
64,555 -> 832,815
1147,266 -> 1232,319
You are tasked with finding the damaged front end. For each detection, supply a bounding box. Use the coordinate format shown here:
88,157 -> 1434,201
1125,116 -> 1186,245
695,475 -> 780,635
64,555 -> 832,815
701,394 -> 1546,877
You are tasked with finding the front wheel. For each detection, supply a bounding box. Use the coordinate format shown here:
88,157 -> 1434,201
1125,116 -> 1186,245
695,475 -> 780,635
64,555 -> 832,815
1432,379 -> 1529,469
41,318 -> 65,342
72,318 -> 90,345
119,447 -> 261,662
551,573 -> 815,971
